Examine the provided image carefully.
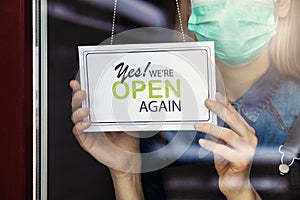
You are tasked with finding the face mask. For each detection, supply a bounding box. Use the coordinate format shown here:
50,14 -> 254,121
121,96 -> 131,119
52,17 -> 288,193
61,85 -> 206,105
188,0 -> 277,67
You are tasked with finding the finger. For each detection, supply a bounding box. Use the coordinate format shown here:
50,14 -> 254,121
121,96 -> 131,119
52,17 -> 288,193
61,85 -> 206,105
195,123 -> 245,150
71,108 -> 90,124
215,92 -> 255,134
70,80 -> 81,92
215,92 -> 239,117
73,121 -> 91,134
205,99 -> 251,138
199,139 -> 239,163
71,90 -> 87,110
72,121 -> 91,151
215,92 -> 230,107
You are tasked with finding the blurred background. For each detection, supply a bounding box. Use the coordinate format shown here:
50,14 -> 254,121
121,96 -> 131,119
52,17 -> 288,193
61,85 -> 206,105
47,0 -> 177,199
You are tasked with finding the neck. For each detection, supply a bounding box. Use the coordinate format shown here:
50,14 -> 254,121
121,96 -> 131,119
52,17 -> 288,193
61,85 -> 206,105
217,47 -> 270,101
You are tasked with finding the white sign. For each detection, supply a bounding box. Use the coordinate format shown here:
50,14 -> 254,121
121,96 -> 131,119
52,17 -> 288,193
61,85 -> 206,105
79,42 -> 216,132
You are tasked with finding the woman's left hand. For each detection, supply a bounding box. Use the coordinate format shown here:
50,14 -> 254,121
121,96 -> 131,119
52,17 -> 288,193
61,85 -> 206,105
195,92 -> 260,200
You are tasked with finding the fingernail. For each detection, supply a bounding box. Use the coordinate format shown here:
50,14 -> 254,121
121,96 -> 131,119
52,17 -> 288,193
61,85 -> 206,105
205,99 -> 212,106
199,139 -> 206,146
82,121 -> 90,127
79,109 -> 85,115
194,123 -> 203,129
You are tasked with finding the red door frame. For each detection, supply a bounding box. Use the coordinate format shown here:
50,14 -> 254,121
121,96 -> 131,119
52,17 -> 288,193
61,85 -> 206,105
0,0 -> 33,199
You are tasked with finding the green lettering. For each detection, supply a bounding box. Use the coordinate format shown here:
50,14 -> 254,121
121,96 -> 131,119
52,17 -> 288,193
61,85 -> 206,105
149,80 -> 163,98
132,81 -> 146,99
165,79 -> 180,98
112,81 -> 129,99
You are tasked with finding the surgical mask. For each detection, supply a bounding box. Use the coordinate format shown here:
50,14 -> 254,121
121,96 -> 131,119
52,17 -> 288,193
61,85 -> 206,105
188,0 -> 277,67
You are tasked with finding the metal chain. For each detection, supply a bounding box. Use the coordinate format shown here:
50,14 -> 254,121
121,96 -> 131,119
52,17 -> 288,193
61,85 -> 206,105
110,0 -> 186,45
110,0 -> 118,45
175,0 -> 186,42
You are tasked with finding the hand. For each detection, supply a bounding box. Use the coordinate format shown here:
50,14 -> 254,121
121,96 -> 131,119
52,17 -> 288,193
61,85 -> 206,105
70,80 -> 141,174
195,92 -> 260,200
70,80 -> 144,200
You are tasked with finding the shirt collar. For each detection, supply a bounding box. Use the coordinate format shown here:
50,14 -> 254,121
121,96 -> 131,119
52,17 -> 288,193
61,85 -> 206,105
233,66 -> 283,122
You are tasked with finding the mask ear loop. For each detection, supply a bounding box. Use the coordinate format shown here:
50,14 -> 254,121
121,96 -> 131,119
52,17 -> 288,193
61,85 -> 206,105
110,0 -> 186,44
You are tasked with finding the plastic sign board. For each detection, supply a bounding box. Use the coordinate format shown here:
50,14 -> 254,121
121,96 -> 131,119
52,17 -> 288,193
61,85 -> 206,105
79,42 -> 216,132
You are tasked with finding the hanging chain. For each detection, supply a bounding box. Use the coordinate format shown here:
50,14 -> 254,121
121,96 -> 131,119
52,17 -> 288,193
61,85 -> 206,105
175,0 -> 186,42
110,0 -> 118,45
110,0 -> 186,45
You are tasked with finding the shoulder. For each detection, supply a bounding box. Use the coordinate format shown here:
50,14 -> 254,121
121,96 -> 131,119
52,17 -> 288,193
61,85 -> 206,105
271,74 -> 300,129
273,75 -> 300,109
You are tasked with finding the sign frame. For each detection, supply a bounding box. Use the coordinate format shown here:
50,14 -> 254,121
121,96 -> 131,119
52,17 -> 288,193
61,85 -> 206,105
79,42 -> 217,132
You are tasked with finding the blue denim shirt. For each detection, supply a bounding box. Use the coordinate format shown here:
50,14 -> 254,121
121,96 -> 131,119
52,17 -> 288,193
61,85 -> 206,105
236,65 -> 300,147
141,66 -> 300,199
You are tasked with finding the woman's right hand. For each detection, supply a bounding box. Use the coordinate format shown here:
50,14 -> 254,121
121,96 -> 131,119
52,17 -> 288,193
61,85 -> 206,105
70,80 -> 144,200
70,80 -> 141,173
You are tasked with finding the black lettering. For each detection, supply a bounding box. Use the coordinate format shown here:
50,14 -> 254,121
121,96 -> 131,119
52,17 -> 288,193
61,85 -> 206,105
114,62 -> 129,83
172,100 -> 181,112
159,101 -> 167,112
149,101 -> 158,112
139,101 -> 148,112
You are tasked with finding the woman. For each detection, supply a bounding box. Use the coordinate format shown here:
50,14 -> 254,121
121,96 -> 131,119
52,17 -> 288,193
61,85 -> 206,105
70,0 -> 300,199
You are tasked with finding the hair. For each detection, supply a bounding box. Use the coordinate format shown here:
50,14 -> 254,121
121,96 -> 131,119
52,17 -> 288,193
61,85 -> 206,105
178,0 -> 300,79
269,0 -> 300,79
